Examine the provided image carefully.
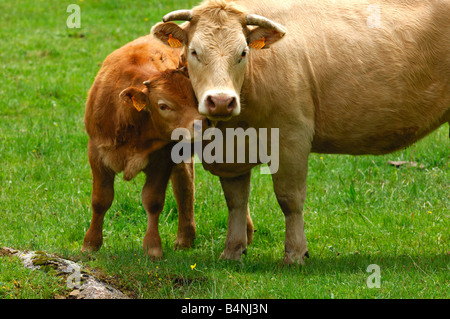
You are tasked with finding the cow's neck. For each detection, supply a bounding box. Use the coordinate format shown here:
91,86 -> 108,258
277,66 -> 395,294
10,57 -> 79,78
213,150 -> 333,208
238,54 -> 276,128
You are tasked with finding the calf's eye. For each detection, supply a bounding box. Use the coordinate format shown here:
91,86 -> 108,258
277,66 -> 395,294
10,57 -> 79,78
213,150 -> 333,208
159,104 -> 170,111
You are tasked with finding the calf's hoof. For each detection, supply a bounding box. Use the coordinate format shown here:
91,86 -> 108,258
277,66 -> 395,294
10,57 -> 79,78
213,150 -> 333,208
174,227 -> 196,250
144,245 -> 163,260
247,228 -> 254,246
81,233 -> 103,252
174,236 -> 195,251
143,235 -> 163,259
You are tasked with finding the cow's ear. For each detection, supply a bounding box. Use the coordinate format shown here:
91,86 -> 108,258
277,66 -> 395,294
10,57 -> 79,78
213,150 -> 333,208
119,87 -> 149,112
152,22 -> 187,48
247,26 -> 286,50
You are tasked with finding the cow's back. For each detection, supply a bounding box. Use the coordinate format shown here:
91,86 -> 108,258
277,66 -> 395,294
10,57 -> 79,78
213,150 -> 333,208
239,0 -> 450,155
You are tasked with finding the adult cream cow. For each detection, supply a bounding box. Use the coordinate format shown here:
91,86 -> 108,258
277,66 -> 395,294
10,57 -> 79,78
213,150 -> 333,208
152,0 -> 450,265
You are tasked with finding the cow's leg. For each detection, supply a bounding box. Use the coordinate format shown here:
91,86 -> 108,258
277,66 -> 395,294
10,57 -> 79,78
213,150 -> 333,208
82,151 -> 115,252
171,161 -> 196,250
141,160 -> 174,259
219,171 -> 252,261
271,147 -> 310,265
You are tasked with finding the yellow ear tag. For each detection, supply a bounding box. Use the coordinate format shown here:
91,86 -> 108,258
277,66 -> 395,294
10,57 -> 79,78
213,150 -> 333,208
168,34 -> 183,48
131,96 -> 145,112
249,37 -> 266,50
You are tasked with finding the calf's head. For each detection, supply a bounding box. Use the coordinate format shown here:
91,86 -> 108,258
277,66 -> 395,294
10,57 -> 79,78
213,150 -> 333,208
151,0 -> 286,122
120,69 -> 204,142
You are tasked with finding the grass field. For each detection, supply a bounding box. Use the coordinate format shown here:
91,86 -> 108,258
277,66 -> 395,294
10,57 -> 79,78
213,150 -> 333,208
0,0 -> 449,299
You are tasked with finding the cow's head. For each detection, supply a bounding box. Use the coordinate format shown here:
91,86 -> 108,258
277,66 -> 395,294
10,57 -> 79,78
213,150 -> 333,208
120,69 -> 205,141
152,0 -> 286,122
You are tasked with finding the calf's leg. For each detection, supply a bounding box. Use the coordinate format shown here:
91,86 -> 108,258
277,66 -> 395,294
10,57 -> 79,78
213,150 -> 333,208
82,150 -> 115,252
219,171 -> 252,261
142,159 -> 174,259
171,161 -> 196,250
246,206 -> 254,245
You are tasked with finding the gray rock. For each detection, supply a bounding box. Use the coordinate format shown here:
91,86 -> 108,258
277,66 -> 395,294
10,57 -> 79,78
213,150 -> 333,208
1,247 -> 130,299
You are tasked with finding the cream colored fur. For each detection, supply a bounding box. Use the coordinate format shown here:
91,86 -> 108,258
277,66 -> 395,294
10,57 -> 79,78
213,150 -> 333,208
153,0 -> 450,264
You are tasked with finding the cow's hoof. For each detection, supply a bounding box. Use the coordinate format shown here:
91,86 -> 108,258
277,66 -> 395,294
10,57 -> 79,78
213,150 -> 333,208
283,251 -> 308,266
219,247 -> 246,261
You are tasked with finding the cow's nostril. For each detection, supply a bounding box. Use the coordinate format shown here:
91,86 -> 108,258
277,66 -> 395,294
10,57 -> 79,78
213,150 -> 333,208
227,97 -> 237,111
207,96 -> 216,110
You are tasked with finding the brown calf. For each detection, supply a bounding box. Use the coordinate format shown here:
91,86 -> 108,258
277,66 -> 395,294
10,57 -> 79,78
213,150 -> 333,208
82,35 -> 204,258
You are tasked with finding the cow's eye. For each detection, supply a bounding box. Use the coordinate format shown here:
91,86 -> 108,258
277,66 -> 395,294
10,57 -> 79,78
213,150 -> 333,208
239,50 -> 248,63
191,50 -> 199,60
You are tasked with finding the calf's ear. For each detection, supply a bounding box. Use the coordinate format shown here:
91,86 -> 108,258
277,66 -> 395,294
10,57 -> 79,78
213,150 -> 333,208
177,53 -> 189,77
152,22 -> 187,48
119,87 -> 149,112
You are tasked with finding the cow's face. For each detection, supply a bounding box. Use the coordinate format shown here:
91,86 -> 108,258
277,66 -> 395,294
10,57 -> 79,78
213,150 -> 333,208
186,22 -> 248,122
120,69 -> 205,141
152,2 -> 286,122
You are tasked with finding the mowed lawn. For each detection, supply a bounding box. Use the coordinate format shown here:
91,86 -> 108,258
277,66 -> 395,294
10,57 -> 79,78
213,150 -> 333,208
0,0 -> 448,299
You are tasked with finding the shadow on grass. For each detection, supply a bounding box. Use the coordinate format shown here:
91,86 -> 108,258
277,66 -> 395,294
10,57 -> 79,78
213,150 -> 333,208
64,240 -> 449,298
72,241 -> 448,277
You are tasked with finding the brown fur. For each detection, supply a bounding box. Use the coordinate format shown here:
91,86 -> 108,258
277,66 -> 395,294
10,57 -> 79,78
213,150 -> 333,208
153,0 -> 450,264
82,35 -> 205,257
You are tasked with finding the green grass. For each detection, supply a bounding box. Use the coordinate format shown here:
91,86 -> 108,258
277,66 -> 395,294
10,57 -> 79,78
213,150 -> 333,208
0,0 -> 449,299
0,253 -> 69,299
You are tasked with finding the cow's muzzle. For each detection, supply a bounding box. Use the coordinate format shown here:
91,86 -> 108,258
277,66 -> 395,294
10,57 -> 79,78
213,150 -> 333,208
199,90 -> 240,121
